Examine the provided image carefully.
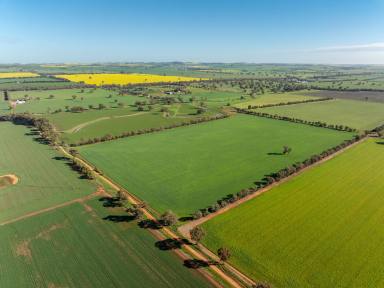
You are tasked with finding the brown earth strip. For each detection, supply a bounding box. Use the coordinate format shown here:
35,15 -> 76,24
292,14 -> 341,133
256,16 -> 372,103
0,187 -> 106,226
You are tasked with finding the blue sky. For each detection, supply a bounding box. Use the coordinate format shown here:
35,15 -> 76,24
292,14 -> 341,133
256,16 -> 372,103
1,0 -> 384,64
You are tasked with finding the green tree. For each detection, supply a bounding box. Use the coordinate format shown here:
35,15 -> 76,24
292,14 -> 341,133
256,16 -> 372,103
159,210 -> 177,226
190,226 -> 206,244
218,247 -> 231,263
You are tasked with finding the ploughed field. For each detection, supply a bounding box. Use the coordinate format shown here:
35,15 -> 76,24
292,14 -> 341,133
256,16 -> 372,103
79,114 -> 354,216
257,98 -> 384,130
0,122 -> 95,222
202,139 -> 384,288
0,198 -> 212,288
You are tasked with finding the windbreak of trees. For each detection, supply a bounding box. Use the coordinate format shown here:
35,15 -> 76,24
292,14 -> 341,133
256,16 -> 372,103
70,113 -> 230,147
0,113 -> 60,145
246,97 -> 333,109
236,108 -> 357,133
191,134 -> 366,219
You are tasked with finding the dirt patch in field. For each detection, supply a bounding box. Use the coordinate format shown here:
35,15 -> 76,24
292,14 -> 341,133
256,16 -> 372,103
15,240 -> 32,261
0,174 -> 19,189
14,220 -> 68,262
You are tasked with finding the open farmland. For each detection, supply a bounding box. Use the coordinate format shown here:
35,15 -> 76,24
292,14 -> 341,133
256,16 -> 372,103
258,99 -> 384,130
78,114 -> 354,216
0,72 -> 39,78
0,122 -> 95,223
202,139 -> 384,288
0,198 -> 212,288
1,88 -> 141,114
55,73 -> 206,86
234,90 -> 321,108
59,109 -> 212,145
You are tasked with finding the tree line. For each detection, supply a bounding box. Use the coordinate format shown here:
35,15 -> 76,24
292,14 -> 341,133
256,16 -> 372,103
235,108 -> 357,133
191,134 -> 366,220
69,114 -> 230,147
246,97 -> 333,109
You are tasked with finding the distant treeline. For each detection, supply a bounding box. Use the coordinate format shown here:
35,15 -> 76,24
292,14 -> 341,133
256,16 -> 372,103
70,114 -> 230,147
309,86 -> 384,93
236,108 -> 358,133
191,133 -> 366,220
246,97 -> 333,109
2,83 -> 93,92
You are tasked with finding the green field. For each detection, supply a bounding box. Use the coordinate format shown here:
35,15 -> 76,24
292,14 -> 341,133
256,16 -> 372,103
79,115 -> 354,216
0,88 -> 141,114
202,139 -> 384,288
46,106 -> 139,131
60,111 -> 205,144
258,98 -> 384,130
0,198 -> 212,287
234,91 -> 320,108
0,122 -> 95,222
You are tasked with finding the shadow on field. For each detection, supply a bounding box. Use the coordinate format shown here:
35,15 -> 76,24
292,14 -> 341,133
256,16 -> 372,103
138,219 -> 162,230
184,259 -> 216,269
103,214 -> 136,223
25,128 -> 39,136
99,196 -> 122,207
376,141 -> 384,145
267,152 -> 284,156
155,238 -> 191,251
52,156 -> 88,179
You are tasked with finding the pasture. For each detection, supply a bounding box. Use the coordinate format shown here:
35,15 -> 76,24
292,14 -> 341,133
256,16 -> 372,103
79,114 -> 354,216
55,73 -> 206,86
59,110 -> 206,145
0,122 -> 95,222
2,88 -> 141,114
258,99 -> 384,130
202,139 -> 384,288
0,198 -> 212,288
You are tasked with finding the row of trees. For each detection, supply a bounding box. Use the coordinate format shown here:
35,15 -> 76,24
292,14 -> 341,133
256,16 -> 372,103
70,114 -> 230,146
246,97 -> 333,109
0,113 -> 60,145
191,134 -> 366,219
236,108 -> 357,132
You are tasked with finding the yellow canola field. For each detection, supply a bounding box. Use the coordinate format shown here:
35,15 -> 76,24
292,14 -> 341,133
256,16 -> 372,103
0,72 -> 39,79
55,73 -> 205,86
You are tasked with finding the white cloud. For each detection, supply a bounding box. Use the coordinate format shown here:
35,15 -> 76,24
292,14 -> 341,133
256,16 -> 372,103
315,42 -> 384,52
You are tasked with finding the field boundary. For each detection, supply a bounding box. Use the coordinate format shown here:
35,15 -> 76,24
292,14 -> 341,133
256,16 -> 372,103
178,136 -> 368,239
59,146 -> 246,288
0,187 -> 106,226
